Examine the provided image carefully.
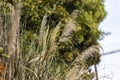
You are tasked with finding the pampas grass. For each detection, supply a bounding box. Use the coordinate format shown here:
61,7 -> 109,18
0,1 -> 101,80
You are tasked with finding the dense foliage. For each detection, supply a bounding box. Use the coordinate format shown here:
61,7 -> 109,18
20,0 -> 106,61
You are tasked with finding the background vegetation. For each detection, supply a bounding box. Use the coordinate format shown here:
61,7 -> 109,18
0,0 -> 106,80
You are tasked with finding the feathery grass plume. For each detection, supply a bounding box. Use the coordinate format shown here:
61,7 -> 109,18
59,18 -> 76,42
48,22 -> 60,52
65,45 -> 101,80
38,14 -> 49,46
6,2 -> 22,80
58,11 -> 79,62
80,45 -> 101,67
59,10 -> 79,42
7,2 -> 22,56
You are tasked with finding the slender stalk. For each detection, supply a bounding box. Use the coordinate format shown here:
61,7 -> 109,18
94,64 -> 98,80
